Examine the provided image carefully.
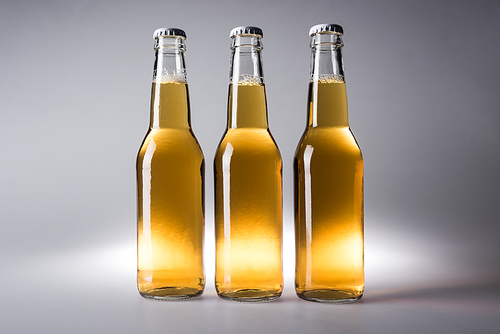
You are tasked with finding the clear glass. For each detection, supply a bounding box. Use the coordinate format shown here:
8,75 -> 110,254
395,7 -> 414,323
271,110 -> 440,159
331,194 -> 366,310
294,31 -> 364,303
214,32 -> 283,302
136,35 -> 205,300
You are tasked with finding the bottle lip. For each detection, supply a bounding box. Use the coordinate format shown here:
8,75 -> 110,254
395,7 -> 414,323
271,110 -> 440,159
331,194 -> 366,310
230,26 -> 263,38
153,27 -> 186,40
309,24 -> 343,36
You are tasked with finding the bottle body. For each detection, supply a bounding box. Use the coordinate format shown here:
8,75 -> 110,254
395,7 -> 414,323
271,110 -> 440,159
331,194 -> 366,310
294,25 -> 364,303
214,84 -> 283,302
214,28 -> 283,302
137,29 -> 204,300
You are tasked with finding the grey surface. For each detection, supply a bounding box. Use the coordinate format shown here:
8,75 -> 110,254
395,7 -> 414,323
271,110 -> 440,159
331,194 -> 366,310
1,0 -> 499,333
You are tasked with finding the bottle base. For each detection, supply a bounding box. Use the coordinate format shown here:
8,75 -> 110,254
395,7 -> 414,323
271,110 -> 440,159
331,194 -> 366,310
139,286 -> 204,301
217,288 -> 282,303
296,289 -> 363,304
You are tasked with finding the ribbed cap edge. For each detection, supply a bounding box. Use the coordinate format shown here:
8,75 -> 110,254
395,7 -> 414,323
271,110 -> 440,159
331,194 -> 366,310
230,26 -> 263,38
309,24 -> 343,36
153,28 -> 186,39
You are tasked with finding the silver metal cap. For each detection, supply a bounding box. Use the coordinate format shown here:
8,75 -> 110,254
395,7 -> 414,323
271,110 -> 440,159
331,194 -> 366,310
153,27 -> 186,39
230,26 -> 263,38
309,24 -> 343,36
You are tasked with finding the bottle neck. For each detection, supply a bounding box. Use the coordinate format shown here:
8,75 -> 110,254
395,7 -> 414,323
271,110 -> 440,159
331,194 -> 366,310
150,36 -> 190,129
227,35 -> 268,129
308,33 -> 349,128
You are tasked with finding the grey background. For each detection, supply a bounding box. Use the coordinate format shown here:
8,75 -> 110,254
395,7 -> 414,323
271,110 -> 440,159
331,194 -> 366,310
1,0 -> 499,333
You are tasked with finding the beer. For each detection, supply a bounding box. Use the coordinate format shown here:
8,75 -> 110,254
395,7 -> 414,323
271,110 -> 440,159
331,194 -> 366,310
136,28 -> 204,300
294,24 -> 364,303
214,27 -> 283,302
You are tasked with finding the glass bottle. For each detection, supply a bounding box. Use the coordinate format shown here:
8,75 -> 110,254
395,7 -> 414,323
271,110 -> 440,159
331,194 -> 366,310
214,26 -> 283,302
294,24 -> 364,303
136,28 -> 205,300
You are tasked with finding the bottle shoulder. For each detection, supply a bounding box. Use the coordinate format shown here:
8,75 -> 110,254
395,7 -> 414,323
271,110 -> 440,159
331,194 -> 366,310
137,128 -> 204,160
295,126 -> 362,160
215,128 -> 281,160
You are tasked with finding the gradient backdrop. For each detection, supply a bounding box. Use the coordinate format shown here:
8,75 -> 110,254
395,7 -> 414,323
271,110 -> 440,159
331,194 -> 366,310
1,0 -> 499,333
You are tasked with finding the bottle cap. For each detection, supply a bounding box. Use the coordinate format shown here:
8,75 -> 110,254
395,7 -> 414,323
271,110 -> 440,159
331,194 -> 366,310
309,24 -> 343,36
230,26 -> 263,38
153,28 -> 186,39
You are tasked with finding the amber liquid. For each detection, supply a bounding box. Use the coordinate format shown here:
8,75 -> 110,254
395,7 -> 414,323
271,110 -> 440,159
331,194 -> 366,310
214,83 -> 283,302
294,80 -> 364,303
136,82 -> 205,300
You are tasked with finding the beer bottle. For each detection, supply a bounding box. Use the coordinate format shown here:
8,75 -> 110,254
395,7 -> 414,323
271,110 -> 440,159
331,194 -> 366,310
214,26 -> 283,302
294,24 -> 364,303
136,28 -> 205,300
